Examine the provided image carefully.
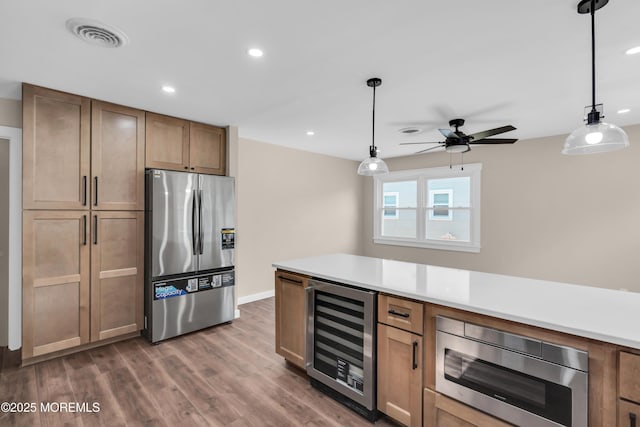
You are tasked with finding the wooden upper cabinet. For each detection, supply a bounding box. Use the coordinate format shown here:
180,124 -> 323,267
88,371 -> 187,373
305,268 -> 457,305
91,101 -> 145,210
189,122 -> 226,175
23,84 -> 91,210
145,112 -> 190,171
91,211 -> 144,341
22,210 -> 90,360
145,112 -> 227,175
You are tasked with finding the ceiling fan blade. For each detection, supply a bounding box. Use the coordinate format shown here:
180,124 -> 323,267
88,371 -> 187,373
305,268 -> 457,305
439,128 -> 458,139
470,138 -> 518,145
468,125 -> 516,141
399,141 -> 443,145
414,144 -> 445,154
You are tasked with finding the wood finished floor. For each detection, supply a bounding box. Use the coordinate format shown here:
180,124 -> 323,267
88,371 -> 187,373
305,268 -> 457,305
0,298 -> 397,426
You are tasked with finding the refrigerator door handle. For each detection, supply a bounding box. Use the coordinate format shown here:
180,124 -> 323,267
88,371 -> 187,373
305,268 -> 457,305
199,190 -> 204,254
191,189 -> 197,256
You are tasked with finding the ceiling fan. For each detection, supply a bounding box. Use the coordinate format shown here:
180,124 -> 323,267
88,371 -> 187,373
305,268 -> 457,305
400,119 -> 517,154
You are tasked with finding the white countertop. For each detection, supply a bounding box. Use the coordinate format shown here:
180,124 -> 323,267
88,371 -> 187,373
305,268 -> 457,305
273,253 -> 640,350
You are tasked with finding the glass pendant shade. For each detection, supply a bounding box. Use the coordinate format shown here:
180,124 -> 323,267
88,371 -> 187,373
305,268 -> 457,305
357,155 -> 389,176
563,121 -> 629,155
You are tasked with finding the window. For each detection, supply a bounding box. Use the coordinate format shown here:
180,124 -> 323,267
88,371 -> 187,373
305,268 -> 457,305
429,189 -> 453,220
373,164 -> 481,252
383,192 -> 399,219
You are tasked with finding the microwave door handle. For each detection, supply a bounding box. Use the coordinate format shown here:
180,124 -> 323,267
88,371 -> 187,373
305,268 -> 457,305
191,190 -> 197,256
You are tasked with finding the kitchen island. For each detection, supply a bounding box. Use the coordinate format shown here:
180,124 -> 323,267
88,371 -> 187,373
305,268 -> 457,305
273,253 -> 640,427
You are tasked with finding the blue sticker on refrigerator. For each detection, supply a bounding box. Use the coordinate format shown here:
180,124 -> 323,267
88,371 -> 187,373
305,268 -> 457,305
153,271 -> 235,300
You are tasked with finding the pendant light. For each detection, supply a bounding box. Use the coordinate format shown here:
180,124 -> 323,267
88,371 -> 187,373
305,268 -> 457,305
563,0 -> 629,155
357,78 -> 389,175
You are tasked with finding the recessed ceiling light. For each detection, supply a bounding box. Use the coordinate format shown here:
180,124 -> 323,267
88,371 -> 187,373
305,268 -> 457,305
162,86 -> 176,94
306,131 -> 315,136
626,46 -> 640,55
248,48 -> 263,57
618,108 -> 631,114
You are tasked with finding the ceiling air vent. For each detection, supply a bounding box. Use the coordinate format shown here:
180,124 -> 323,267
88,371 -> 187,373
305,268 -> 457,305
398,127 -> 423,135
66,18 -> 129,48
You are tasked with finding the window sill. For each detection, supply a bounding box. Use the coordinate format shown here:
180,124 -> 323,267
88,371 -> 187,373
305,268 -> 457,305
373,238 -> 481,253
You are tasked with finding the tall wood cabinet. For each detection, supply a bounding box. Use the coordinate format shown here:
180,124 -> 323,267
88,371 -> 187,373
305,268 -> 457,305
145,112 -> 226,175
22,211 -> 90,359
274,271 -> 308,369
22,84 -> 145,363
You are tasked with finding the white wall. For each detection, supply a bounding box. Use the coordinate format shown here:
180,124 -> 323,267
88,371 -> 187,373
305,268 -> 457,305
235,137 -> 364,301
363,124 -> 640,292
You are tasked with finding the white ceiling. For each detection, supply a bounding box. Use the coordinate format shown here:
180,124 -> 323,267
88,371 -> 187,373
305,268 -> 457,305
1,0 -> 639,160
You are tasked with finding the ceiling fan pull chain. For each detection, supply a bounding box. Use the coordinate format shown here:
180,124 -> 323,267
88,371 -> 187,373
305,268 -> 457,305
449,151 -> 452,169
461,152 -> 464,171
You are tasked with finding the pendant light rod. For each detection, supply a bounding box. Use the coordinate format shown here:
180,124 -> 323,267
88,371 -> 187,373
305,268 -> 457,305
590,0 -> 596,111
578,0 -> 608,124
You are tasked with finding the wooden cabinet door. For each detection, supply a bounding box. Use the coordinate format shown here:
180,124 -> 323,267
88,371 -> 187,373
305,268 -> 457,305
619,399 -> 640,427
189,122 -> 226,175
145,112 -> 189,171
22,211 -> 90,360
90,211 -> 144,341
275,271 -> 308,368
91,101 -> 145,210
22,84 -> 90,210
378,324 -> 423,427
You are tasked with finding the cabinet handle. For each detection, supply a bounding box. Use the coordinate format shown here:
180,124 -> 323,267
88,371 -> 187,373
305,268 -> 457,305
412,341 -> 418,370
388,309 -> 410,318
630,412 -> 637,427
82,215 -> 87,245
93,176 -> 99,206
82,176 -> 87,206
279,276 -> 303,285
93,215 -> 98,245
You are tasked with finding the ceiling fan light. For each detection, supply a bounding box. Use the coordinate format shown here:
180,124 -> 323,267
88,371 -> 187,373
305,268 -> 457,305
445,144 -> 470,154
563,122 -> 629,155
357,156 -> 389,176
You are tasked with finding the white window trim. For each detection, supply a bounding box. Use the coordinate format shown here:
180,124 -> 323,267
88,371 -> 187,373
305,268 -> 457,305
428,189 -> 453,221
382,191 -> 399,219
373,164 -> 481,253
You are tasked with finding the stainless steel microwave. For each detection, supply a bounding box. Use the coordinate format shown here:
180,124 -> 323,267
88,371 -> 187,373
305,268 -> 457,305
436,316 -> 588,427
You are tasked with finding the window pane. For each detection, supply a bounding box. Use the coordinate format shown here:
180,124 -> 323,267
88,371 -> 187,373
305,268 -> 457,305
382,209 -> 416,238
383,195 -> 396,206
427,177 -> 470,207
383,181 -> 417,208
426,208 -> 470,242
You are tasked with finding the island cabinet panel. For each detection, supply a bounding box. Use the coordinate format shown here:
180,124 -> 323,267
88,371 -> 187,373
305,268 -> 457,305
22,84 -> 91,210
378,323 -> 422,427
423,388 -> 514,427
378,294 -> 425,427
274,270 -> 309,369
379,293 -> 424,335
619,352 -> 640,427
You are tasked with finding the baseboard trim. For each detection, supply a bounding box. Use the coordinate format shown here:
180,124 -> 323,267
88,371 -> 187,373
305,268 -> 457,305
237,289 -> 275,306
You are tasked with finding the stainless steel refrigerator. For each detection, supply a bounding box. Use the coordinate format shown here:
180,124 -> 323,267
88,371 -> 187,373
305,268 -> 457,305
144,169 -> 235,343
